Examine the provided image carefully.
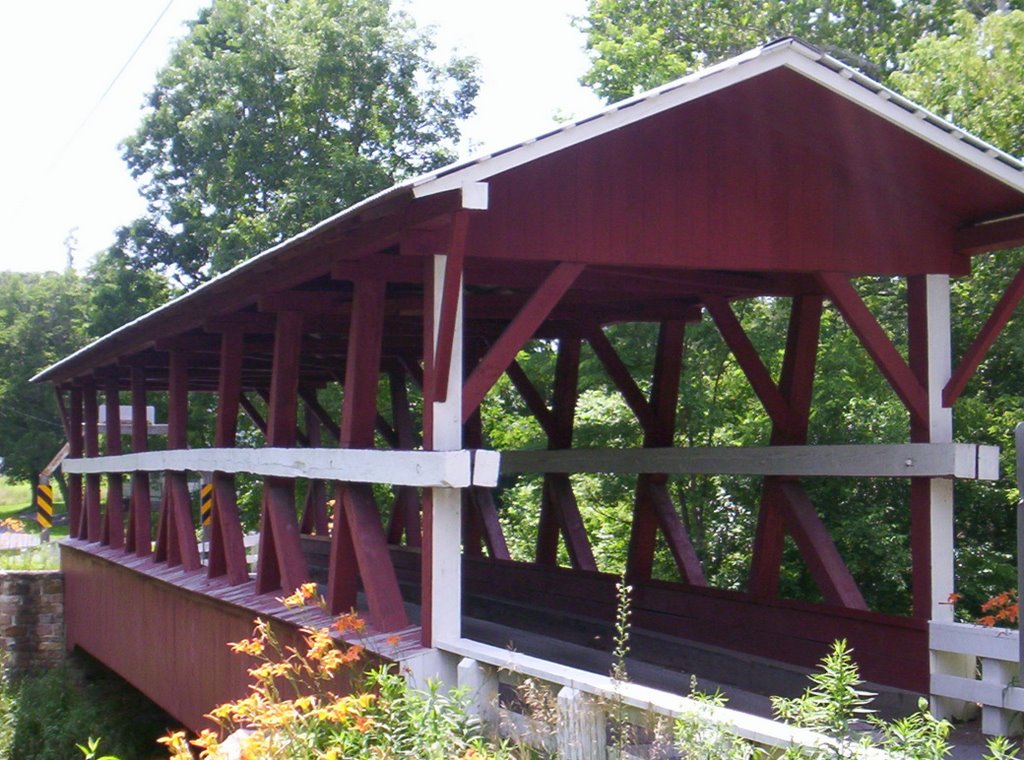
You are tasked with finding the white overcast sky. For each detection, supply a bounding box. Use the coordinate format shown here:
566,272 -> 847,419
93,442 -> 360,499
0,0 -> 601,274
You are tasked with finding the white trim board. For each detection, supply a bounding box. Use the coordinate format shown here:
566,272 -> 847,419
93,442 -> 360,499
499,443 -> 999,480
413,40 -> 1024,200
62,447 -> 500,488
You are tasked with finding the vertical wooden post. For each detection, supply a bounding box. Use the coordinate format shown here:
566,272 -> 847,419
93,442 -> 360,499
128,365 -> 151,556
749,295 -> 822,596
159,350 -> 201,570
67,385 -> 84,539
102,374 -> 124,549
909,274 -> 972,718
327,278 -> 407,631
82,383 -> 101,542
208,329 -> 250,585
626,321 -> 685,582
422,255 -> 464,647
1016,422 -> 1024,688
536,336 -> 596,570
299,399 -> 328,535
256,312 -> 309,595
385,368 -> 421,546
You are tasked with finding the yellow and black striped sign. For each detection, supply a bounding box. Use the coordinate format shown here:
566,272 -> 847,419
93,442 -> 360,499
200,483 -> 214,527
36,483 -> 53,529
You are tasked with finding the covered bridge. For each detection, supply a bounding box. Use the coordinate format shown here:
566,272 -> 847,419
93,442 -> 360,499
34,38 -> 1024,736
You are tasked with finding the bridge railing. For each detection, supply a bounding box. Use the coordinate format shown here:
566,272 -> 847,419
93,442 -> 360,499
442,637 -> 887,759
929,621 -> 1022,735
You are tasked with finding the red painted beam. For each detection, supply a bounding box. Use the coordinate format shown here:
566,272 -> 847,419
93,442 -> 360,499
102,375 -> 124,549
433,211 -> 469,402
67,386 -> 83,538
128,365 -> 151,557
298,387 -> 340,443
749,295 -> 822,598
778,482 -> 867,610
702,295 -> 790,431
340,280 -> 386,448
584,325 -> 658,435
646,480 -> 706,585
817,273 -> 928,430
327,482 -> 359,615
239,393 -> 268,437
208,330 -> 250,585
468,487 -> 509,560
165,351 -> 201,571
255,313 -> 309,594
462,263 -> 585,421
333,278 -> 408,631
956,214 -> 1024,255
943,264 -> 1024,407
343,483 -> 409,632
505,361 -> 559,440
83,384 -> 101,542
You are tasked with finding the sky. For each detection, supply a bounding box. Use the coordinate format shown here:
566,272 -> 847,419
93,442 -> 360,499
0,0 -> 602,275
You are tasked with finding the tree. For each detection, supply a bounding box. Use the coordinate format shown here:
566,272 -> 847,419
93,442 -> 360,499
86,247 -> 174,339
115,0 -> 479,286
892,9 -> 1024,156
0,271 -> 89,500
575,0 -> 1017,103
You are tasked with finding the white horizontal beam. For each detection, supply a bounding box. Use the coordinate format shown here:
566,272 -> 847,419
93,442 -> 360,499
499,444 -> 1000,480
931,673 -> 1024,713
62,447 -> 499,488
931,621 -> 1019,662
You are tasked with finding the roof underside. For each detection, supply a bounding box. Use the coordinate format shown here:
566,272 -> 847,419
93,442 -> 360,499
37,40 -> 1024,389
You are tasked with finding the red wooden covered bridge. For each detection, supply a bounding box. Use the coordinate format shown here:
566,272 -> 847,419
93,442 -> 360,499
34,38 -> 1024,737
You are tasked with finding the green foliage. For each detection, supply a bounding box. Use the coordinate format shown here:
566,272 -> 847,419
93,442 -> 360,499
575,0 -> 1012,102
85,247 -> 175,339
675,640 -> 955,759
771,640 -> 877,743
675,683 -> 761,759
0,544 -> 60,571
3,655 -> 173,760
0,271 -> 89,488
893,10 -> 1024,157
115,0 -> 479,286
349,669 -> 504,759
772,641 -> 952,759
986,735 -> 1022,759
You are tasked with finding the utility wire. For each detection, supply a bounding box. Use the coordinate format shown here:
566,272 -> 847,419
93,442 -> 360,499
48,0 -> 178,170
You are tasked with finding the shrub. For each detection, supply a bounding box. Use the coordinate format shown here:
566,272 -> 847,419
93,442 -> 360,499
6,653 -> 173,760
158,583 -> 508,759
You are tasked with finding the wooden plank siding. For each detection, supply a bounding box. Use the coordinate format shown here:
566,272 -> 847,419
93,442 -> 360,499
386,549 -> 928,693
61,541 -> 420,732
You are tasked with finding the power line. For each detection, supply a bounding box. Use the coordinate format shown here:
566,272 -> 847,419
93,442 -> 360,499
49,0 -> 179,169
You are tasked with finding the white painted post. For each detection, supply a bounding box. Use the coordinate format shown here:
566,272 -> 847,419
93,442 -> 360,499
430,254 -> 464,647
458,657 -> 499,728
923,275 -> 976,720
1016,423 -> 1024,690
556,686 -> 606,760
981,657 -> 1018,736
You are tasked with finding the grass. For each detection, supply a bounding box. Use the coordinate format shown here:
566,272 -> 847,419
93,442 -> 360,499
0,476 -> 68,538
0,477 -> 29,513
0,544 -> 59,571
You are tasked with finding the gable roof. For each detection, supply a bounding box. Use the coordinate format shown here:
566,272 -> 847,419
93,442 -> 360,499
34,38 -> 1024,386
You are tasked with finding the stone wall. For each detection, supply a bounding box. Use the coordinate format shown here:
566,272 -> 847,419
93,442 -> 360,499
0,571 -> 64,675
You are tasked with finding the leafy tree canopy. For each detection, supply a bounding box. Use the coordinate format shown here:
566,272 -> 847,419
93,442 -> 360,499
576,0 -> 1020,102
116,0 -> 479,286
892,9 -> 1024,156
0,271 -> 88,489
